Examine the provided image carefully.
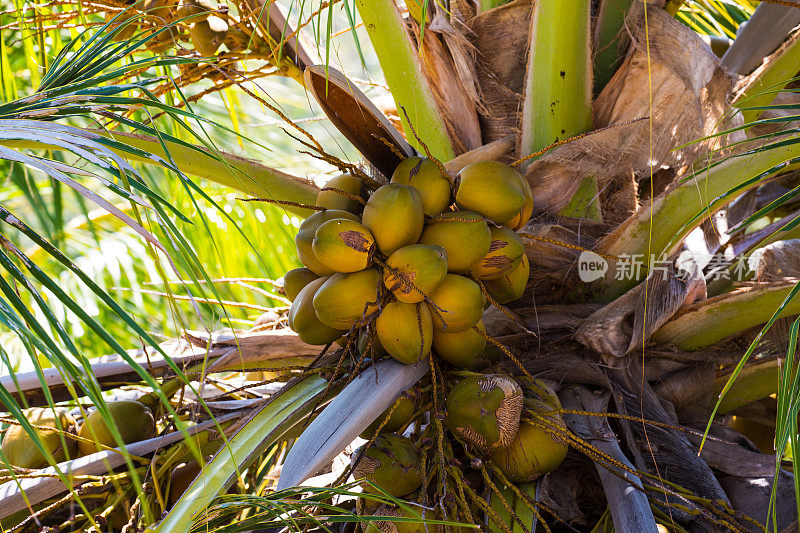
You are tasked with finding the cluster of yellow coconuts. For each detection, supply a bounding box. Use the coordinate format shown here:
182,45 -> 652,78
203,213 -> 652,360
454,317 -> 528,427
104,0 -> 244,56
352,375 -> 568,533
1,401 -> 155,470
282,157 -> 532,369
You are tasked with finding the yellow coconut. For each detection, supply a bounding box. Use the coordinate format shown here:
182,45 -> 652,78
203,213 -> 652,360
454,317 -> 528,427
2,407 -> 77,468
427,274 -> 485,332
313,269 -> 381,329
445,375 -> 522,451
288,277 -> 346,345
455,161 -> 526,223
483,254 -> 529,304
316,174 -> 364,213
312,218 -> 375,273
296,210 -> 360,275
418,211 -> 491,273
502,173 -> 533,230
470,226 -> 524,280
432,320 -> 486,369
189,15 -> 228,56
282,267 -> 320,302
390,157 -> 452,217
376,301 -> 433,364
77,400 -> 156,455
362,184 -> 425,256
383,244 -> 448,303
491,417 -> 568,482
352,434 -> 422,496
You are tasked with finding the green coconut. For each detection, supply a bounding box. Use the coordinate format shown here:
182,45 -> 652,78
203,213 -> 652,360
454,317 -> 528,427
432,320 -> 486,369
376,301 -> 433,364
312,218 -> 375,273
77,400 -> 156,455
418,211 -> 491,273
316,174 -> 364,213
427,274 -> 485,332
288,277 -> 346,344
313,269 -> 381,329
455,161 -> 526,223
383,244 -> 448,303
296,210 -> 360,275
483,254 -> 530,304
2,407 -> 77,468
362,184 -> 425,256
282,267 -> 320,302
391,157 -> 452,217
360,386 -> 422,438
470,226 -> 524,280
445,375 -> 522,451
352,434 -> 422,496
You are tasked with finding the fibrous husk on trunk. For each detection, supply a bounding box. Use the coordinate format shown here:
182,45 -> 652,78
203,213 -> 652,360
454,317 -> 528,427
524,3 -> 744,216
574,252 -> 705,360
750,239 -> 800,281
467,0 -> 532,143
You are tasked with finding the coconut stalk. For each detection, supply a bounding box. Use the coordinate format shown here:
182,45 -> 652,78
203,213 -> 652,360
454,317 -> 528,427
651,283 -> 800,350
734,28 -> 800,124
599,139 -> 800,300
276,357 -> 429,489
559,387 -> 657,533
593,0 -> 634,95
721,0 -> 800,76
714,358 -> 780,415
354,0 -> 455,161
519,0 -> 599,221
0,129 -> 319,217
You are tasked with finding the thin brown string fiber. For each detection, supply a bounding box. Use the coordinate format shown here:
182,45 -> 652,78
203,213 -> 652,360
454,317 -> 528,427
398,106 -> 455,187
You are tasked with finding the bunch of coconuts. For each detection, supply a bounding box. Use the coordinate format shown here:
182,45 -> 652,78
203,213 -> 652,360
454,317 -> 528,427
352,375 -> 569,533
0,400 -> 155,470
282,157 -> 532,370
104,0 -> 242,56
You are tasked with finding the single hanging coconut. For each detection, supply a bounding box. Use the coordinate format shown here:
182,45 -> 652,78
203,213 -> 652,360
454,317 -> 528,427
312,218 -> 375,273
391,157 -> 452,216
2,407 -> 77,468
418,211 -> 491,273
362,184 -> 425,256
78,400 -> 156,455
190,15 -> 228,56
360,385 -> 422,438
168,460 -> 202,505
445,375 -> 522,451
376,301 -> 433,364
288,277 -> 346,344
470,226 -> 524,280
282,267 -> 320,302
432,320 -> 486,369
383,244 -> 448,303
483,254 -> 530,304
427,274 -> 484,331
313,269 -> 381,329
455,162 -> 526,223
352,434 -> 422,496
104,6 -> 140,41
296,210 -> 360,276
316,174 -> 364,213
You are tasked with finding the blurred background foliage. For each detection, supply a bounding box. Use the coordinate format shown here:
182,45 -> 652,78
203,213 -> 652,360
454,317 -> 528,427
0,0 -> 389,371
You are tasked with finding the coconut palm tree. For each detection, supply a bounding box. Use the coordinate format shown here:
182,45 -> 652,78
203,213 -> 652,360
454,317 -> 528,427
2,0 -> 800,531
